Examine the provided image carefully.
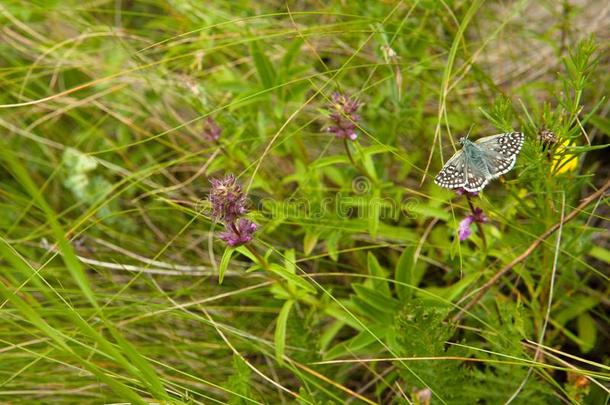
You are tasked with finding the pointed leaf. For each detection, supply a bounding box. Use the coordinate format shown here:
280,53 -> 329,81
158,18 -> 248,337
395,246 -> 416,300
219,247 -> 235,284
275,300 -> 294,364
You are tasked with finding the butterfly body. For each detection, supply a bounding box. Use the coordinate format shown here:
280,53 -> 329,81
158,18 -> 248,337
434,132 -> 525,192
460,138 -> 493,178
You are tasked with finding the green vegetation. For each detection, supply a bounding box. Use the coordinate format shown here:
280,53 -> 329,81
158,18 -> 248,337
0,1 -> 608,403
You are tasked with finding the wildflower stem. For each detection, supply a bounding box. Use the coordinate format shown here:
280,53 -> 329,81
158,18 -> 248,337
343,139 -> 375,183
343,138 -> 357,168
244,244 -> 270,271
466,195 -> 487,251
244,244 -> 288,289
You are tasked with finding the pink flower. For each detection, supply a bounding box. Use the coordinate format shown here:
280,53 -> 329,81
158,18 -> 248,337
209,174 -> 247,222
209,174 -> 258,247
203,117 -> 222,142
458,208 -> 487,241
326,92 -> 361,141
458,216 -> 474,241
219,218 -> 258,247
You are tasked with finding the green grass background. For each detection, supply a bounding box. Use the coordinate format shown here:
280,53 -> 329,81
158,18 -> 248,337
0,1 -> 609,404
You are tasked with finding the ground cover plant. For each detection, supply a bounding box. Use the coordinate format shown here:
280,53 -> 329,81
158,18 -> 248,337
0,0 -> 609,403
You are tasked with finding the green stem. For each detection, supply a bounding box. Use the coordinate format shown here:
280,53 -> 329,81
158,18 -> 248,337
343,139 -> 376,184
343,138 -> 357,167
244,244 -> 270,271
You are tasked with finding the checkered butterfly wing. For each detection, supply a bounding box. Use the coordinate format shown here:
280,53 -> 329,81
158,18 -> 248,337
434,150 -> 467,189
475,132 -> 525,178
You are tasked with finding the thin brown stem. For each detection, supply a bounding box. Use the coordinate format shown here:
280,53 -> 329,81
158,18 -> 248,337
452,178 -> 610,323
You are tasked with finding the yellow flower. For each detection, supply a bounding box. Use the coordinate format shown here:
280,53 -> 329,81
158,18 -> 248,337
553,138 -> 578,174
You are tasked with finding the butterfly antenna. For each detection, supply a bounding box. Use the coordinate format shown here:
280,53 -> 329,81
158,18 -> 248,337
465,124 -> 475,140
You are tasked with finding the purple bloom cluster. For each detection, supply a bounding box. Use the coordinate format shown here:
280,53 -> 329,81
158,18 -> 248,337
209,174 -> 257,247
203,117 -> 222,142
326,92 -> 361,141
458,207 -> 487,241
219,218 -> 258,247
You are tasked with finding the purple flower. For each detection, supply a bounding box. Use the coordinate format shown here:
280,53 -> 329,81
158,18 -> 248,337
209,174 -> 258,247
209,174 -> 247,222
458,216 -> 474,241
203,117 -> 222,142
219,218 -> 258,247
326,92 -> 361,141
455,187 -> 479,197
458,208 -> 487,241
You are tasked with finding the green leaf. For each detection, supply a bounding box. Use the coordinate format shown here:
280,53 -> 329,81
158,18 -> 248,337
268,263 -> 316,294
219,247 -> 235,284
407,204 -> 450,221
310,155 -> 350,168
589,245 -> 610,264
352,285 -> 399,314
326,231 -> 340,262
274,300 -> 294,364
360,144 -> 397,156
361,152 -> 378,181
564,144 -> 609,154
324,329 -> 379,361
225,355 -> 254,405
395,246 -> 416,300
319,320 -> 344,351
284,248 -> 296,274
249,40 -> 276,89
424,272 -> 478,303
576,313 -> 596,353
555,296 -> 600,326
236,245 -> 258,262
367,252 -> 390,295
303,230 -> 319,255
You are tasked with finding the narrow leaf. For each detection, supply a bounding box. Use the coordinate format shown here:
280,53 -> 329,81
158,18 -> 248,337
275,300 -> 294,364
268,263 -> 316,293
395,246 -> 416,301
577,313 -> 597,353
219,247 -> 235,284
250,40 -> 275,89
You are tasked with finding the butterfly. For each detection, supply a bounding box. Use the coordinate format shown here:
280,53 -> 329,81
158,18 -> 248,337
434,132 -> 525,192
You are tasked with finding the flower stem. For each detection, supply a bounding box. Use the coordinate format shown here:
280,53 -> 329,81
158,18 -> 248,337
343,139 -> 375,183
466,195 -> 487,251
244,244 -> 270,271
343,138 -> 357,167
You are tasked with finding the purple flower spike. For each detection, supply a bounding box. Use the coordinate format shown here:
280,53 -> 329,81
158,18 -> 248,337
209,174 -> 247,222
458,208 -> 487,242
458,217 -> 474,241
209,174 -> 258,247
203,117 -> 222,142
326,92 -> 362,141
220,218 -> 258,247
